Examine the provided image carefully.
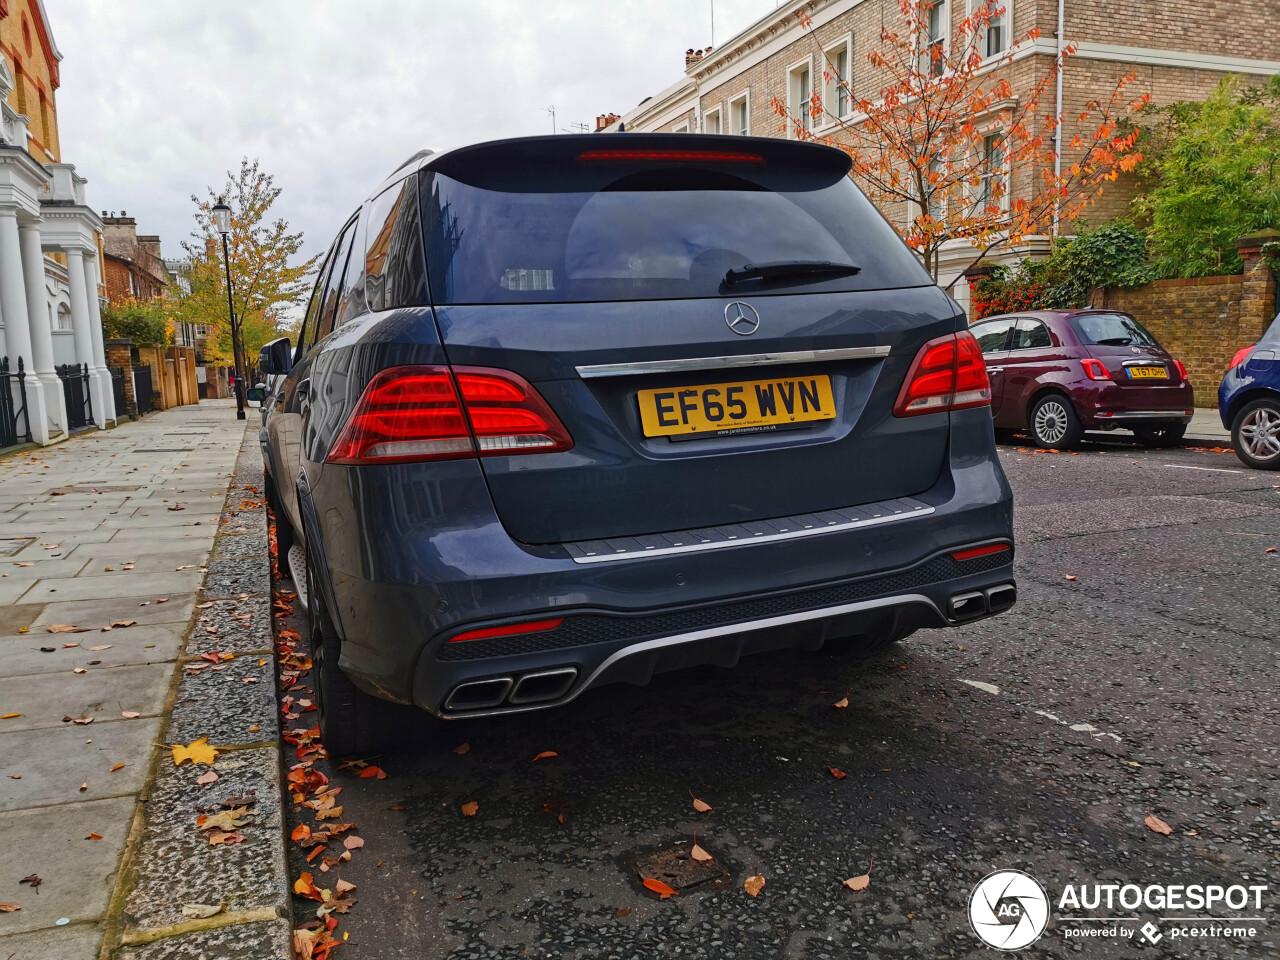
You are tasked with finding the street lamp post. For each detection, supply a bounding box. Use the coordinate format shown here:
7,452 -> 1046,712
212,197 -> 247,421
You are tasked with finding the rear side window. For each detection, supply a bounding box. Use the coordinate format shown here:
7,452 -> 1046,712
365,175 -> 428,312
419,157 -> 930,304
1262,311 -> 1280,344
1071,313 -> 1158,347
1012,319 -> 1052,350
970,318 -> 1013,354
335,207 -> 368,326
298,239 -> 339,357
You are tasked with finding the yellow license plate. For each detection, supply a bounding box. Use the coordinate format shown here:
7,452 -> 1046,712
637,375 -> 836,438
1127,366 -> 1168,379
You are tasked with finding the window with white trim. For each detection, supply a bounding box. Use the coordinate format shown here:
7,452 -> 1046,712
925,0 -> 948,77
970,0 -> 1009,58
729,92 -> 750,135
672,121 -> 690,133
825,38 -> 852,121
978,131 -> 1006,210
788,60 -> 814,136
703,106 -> 722,135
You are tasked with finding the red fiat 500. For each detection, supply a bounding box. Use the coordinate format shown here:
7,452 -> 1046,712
969,309 -> 1194,448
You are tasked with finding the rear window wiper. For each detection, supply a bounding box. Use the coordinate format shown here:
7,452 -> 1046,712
1094,337 -> 1133,345
724,259 -> 861,286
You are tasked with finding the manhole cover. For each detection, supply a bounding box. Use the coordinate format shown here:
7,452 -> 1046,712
0,537 -> 35,558
627,841 -> 731,893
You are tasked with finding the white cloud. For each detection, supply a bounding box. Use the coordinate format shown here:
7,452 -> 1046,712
51,0 -> 780,265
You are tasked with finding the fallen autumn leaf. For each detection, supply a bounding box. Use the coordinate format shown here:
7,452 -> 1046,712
1145,815 -> 1173,836
744,875 -> 766,897
642,878 -> 679,899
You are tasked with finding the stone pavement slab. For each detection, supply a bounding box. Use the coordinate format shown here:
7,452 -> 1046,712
18,571 -> 203,604
30,594 -> 197,631
0,923 -> 105,960
0,796 -> 136,933
0,624 -> 185,676
116,919 -> 291,960
0,662 -> 173,731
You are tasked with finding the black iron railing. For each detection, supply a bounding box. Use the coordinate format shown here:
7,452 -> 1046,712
134,365 -> 154,416
109,366 -> 127,420
57,363 -> 93,431
1,355 -> 32,448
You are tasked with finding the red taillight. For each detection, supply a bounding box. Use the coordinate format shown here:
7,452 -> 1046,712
326,366 -> 573,464
1081,358 -> 1111,381
951,543 -> 1011,561
893,331 -> 991,416
448,618 -> 564,643
1229,347 -> 1254,370
576,149 -> 765,164
1173,358 -> 1187,379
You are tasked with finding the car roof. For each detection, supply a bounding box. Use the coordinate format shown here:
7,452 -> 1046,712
974,308 -> 1125,323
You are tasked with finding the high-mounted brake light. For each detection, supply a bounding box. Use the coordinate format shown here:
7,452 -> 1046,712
326,366 -> 573,465
1229,346 -> 1254,371
951,543 -> 1011,561
448,618 -> 564,643
1081,358 -> 1111,381
893,331 -> 991,417
576,149 -> 765,164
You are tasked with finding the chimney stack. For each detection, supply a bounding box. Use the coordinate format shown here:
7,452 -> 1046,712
595,112 -> 621,132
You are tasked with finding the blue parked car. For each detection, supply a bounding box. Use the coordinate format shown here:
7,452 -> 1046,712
1219,310 -> 1280,470
249,134 -> 1016,755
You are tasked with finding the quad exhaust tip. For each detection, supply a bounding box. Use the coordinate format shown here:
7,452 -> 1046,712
445,667 -> 579,713
947,582 -> 1017,623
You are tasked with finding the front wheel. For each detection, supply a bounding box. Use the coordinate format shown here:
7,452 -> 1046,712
1231,398 -> 1280,470
1028,394 -> 1083,449
1132,422 -> 1187,448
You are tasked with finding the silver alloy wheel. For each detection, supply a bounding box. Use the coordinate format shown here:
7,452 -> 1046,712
1239,405 -> 1280,461
1034,399 -> 1069,446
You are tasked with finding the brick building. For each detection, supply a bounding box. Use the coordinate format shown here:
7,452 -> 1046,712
599,0 -> 1280,311
101,212 -> 170,304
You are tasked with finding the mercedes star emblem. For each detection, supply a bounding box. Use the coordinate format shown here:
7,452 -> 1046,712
724,301 -> 761,336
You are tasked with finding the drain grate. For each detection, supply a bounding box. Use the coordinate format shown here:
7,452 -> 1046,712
628,842 -> 731,893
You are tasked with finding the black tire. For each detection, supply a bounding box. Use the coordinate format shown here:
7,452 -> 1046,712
1132,422 -> 1187,448
1231,397 -> 1280,470
264,474 -> 296,575
307,552 -> 403,758
1028,393 -> 1083,449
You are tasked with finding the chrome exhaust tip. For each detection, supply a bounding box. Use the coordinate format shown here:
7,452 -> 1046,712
947,590 -> 987,623
984,582 -> 1017,613
508,668 -> 578,705
444,677 -> 513,712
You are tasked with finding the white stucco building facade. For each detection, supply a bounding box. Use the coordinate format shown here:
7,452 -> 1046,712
0,52 -> 113,446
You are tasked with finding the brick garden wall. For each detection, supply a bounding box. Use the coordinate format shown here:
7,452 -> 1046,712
1100,275 -> 1246,403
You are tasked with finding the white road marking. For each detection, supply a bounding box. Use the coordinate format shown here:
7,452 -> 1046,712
1162,464 -> 1247,474
959,683 -> 1124,742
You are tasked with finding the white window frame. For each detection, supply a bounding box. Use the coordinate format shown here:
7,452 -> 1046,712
822,35 -> 854,126
922,0 -> 950,78
672,120 -> 690,134
969,0 -> 1010,60
786,56 -> 815,138
702,104 -> 723,135
728,91 -> 750,136
971,125 -> 1010,216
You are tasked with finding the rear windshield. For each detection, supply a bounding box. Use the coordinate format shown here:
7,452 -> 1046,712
1070,313 -> 1160,347
418,160 -> 930,304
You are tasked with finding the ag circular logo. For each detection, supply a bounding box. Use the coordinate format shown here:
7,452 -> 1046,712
968,869 -> 1050,950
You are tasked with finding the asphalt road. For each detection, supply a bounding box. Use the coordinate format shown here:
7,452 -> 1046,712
279,439 -> 1280,959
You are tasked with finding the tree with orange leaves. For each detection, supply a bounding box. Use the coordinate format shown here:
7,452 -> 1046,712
773,0 -> 1150,290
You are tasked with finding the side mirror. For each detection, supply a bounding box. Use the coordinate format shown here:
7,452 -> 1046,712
246,385 -> 267,404
259,337 -> 293,376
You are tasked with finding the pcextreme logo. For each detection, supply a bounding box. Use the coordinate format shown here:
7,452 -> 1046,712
968,870 -> 1270,950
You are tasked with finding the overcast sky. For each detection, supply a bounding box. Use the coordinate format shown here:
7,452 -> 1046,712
52,0 -> 782,267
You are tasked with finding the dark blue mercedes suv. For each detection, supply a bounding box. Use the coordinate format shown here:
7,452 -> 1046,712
252,134 -> 1016,755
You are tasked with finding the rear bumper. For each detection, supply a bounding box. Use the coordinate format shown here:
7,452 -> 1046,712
1071,379 -> 1195,428
311,408 -> 1014,714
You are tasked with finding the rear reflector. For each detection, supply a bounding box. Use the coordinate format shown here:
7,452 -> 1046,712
951,543 -> 1011,561
448,618 -> 565,643
893,331 -> 991,416
1081,358 -> 1111,381
1229,346 -> 1254,370
576,149 -> 765,164
327,365 -> 573,465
